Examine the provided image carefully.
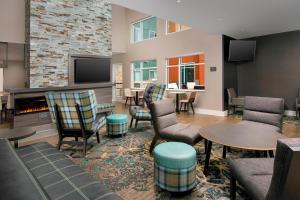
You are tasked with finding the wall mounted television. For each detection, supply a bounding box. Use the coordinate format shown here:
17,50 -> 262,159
228,40 -> 256,62
74,57 -> 111,83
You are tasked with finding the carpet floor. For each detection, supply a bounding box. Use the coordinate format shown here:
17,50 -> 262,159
56,123 -> 260,200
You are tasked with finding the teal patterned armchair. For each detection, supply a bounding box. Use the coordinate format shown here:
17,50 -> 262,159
129,84 -> 166,128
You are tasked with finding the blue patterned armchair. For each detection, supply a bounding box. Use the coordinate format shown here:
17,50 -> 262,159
129,84 -> 166,128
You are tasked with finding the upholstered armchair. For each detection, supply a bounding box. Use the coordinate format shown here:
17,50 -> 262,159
227,88 -> 244,114
149,99 -> 203,153
229,138 -> 300,200
129,83 -> 166,128
46,90 -> 106,156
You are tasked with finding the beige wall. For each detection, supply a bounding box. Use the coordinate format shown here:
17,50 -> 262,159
3,43 -> 25,90
0,0 -> 25,43
112,5 -> 127,54
112,7 -> 224,111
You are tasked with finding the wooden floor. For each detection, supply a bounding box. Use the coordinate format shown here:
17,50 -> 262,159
1,101 -> 300,147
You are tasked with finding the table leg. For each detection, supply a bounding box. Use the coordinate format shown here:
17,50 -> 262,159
14,141 -> 18,148
135,91 -> 139,105
204,141 -> 212,176
268,150 -> 274,157
222,146 -> 227,159
175,94 -> 180,113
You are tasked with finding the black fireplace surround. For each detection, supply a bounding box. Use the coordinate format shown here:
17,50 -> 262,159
14,96 -> 49,115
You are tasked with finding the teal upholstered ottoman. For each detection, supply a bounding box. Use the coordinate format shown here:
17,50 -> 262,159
106,114 -> 128,136
153,142 -> 197,192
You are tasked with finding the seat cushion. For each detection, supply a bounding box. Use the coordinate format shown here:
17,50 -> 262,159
239,120 -> 280,132
229,158 -> 274,200
153,142 -> 196,169
129,106 -> 151,120
160,123 -> 202,145
91,114 -> 106,133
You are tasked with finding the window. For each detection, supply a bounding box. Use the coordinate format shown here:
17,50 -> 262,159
132,17 -> 157,43
166,21 -> 191,34
132,60 -> 157,88
166,53 -> 205,90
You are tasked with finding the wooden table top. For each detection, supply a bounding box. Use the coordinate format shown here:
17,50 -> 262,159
0,127 -> 36,141
200,123 -> 287,151
169,91 -> 187,94
131,88 -> 145,92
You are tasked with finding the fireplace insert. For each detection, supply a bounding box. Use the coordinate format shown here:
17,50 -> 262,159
14,96 -> 49,115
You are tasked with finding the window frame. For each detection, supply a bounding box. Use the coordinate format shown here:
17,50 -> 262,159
165,20 -> 192,35
165,52 -> 205,90
131,59 -> 158,88
131,16 -> 157,43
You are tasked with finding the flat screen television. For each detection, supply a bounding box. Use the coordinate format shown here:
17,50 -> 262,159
74,58 -> 110,83
228,40 -> 256,62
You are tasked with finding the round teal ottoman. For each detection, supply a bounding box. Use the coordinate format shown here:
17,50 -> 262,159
106,114 -> 128,136
153,142 -> 197,192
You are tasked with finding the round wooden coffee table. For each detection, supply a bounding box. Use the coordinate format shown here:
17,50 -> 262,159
200,123 -> 287,175
0,127 -> 36,148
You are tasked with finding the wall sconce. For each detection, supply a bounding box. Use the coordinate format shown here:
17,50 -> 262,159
0,42 -> 8,68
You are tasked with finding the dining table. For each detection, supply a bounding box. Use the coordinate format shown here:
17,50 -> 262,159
130,88 -> 145,105
169,90 -> 187,113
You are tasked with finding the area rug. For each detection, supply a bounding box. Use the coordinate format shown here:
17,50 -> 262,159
60,124 -> 254,200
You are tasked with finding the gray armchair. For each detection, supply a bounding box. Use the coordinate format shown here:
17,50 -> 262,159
149,99 -> 203,153
227,88 -> 244,114
240,96 -> 284,133
229,138 -> 300,200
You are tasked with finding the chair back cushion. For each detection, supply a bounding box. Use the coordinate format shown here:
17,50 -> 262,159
143,83 -> 166,108
242,96 -> 284,129
266,138 -> 300,200
45,90 -> 97,129
227,88 -> 237,98
151,99 -> 177,132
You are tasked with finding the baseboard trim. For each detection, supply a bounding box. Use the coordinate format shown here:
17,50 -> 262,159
195,108 -> 228,117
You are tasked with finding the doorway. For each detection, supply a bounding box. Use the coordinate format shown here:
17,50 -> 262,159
112,63 -> 123,101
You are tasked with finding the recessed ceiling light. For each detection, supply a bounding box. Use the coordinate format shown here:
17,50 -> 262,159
176,0 -> 181,3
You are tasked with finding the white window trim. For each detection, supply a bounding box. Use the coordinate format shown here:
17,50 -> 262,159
131,60 -> 158,88
165,52 -> 205,89
165,20 -> 192,35
131,16 -> 157,44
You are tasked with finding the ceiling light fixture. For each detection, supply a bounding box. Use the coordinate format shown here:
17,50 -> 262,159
176,0 -> 181,3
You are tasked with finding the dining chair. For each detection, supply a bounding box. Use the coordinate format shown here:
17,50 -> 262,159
227,88 -> 244,114
179,91 -> 197,114
124,88 -> 135,107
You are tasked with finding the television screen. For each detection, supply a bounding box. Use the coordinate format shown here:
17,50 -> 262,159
74,58 -> 110,83
228,40 -> 256,62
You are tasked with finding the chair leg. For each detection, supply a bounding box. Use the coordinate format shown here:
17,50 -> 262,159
96,131 -> 100,143
57,137 -> 62,150
135,119 -> 139,128
190,103 -> 195,114
150,135 -> 159,154
130,117 -> 134,128
125,97 -> 128,107
230,175 -> 236,200
180,102 -> 183,111
204,139 -> 208,154
75,137 -> 78,141
83,138 -> 87,156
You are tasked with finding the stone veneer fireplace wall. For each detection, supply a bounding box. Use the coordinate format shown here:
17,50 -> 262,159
25,0 -> 112,88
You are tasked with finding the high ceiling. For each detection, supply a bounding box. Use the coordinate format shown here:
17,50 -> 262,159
110,0 -> 300,39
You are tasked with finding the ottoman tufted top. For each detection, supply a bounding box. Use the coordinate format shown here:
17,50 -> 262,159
107,114 -> 128,123
153,142 -> 196,169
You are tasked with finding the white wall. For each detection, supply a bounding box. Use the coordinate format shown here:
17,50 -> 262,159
0,0 -> 25,43
112,7 -> 224,111
112,4 -> 127,54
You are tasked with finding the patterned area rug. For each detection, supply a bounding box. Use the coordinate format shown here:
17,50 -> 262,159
60,124 -> 256,200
